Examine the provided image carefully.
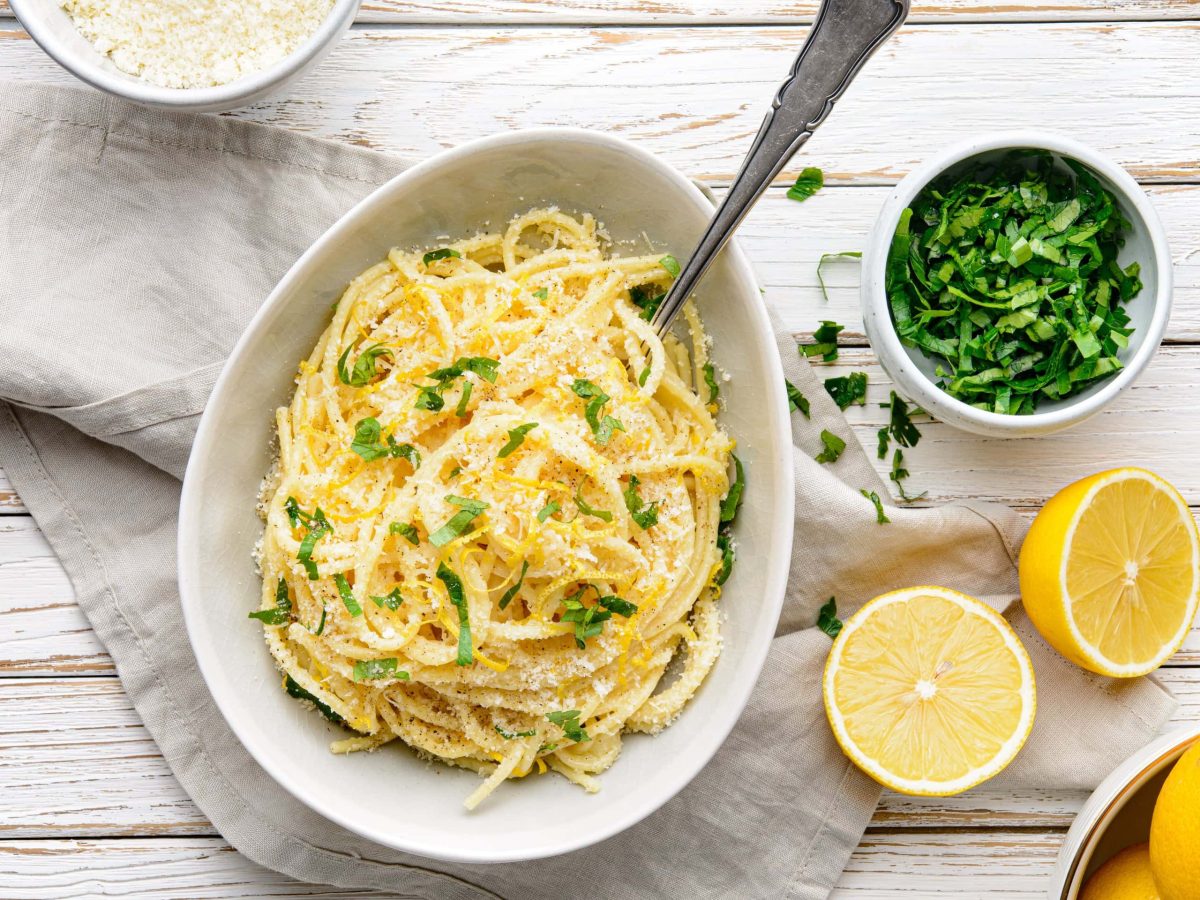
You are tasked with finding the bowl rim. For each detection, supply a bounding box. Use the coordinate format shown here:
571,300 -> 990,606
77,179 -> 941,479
861,130 -> 1172,437
1053,724 -> 1200,898
177,126 -> 795,863
9,0 -> 360,110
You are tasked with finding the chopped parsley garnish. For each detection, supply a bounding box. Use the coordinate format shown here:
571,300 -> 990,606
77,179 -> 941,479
659,254 -> 682,278
702,362 -> 720,403
801,320 -> 844,362
814,429 -> 846,464
496,724 -> 537,740
714,531 -> 734,586
455,380 -> 473,417
370,588 -> 404,611
887,153 -> 1141,415
570,378 -> 624,445
598,594 -> 638,617
498,423 -> 538,458
785,379 -> 811,417
337,342 -> 392,388
546,709 -> 590,743
824,372 -> 868,410
861,489 -> 891,524
249,577 -> 292,625
712,455 -> 745,589
719,454 -> 744,524
561,590 -> 610,648
286,497 -> 332,580
622,475 -> 659,530
429,495 -> 489,547
350,417 -> 421,466
559,585 -> 637,648
630,284 -> 665,321
437,562 -> 472,666
573,483 -> 613,522
816,252 -> 861,303
890,449 -> 926,501
638,365 -> 652,387
353,658 -> 408,681
422,248 -> 461,265
285,675 -> 344,726
874,392 -> 924,499
882,391 -> 922,451
537,500 -> 560,523
498,560 -> 529,611
334,573 -> 363,617
787,166 -> 824,203
414,356 -> 500,412
389,521 -> 420,545
817,597 -> 843,639
533,287 -> 549,301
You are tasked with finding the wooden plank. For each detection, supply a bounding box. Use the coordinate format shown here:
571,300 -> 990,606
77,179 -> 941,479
0,838 -> 343,898
0,23 -> 1198,186
0,518 -> 108,677
1,672 -> 1197,839
356,0 -> 1200,24
0,469 -> 23,514
0,831 -> 1069,897
4,0 -> 1195,25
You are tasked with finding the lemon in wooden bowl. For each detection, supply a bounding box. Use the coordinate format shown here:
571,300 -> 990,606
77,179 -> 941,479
1149,739 -> 1200,900
1080,843 -> 1159,900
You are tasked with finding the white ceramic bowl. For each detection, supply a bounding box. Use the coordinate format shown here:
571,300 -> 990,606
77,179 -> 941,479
862,132 -> 1171,438
10,0 -> 360,113
1051,725 -> 1200,898
178,129 -> 795,863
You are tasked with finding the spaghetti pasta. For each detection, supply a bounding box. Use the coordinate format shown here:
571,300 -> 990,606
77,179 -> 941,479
254,208 -> 738,808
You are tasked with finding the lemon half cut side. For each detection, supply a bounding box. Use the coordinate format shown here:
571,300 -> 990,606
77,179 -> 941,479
1020,468 -> 1200,678
822,586 -> 1036,797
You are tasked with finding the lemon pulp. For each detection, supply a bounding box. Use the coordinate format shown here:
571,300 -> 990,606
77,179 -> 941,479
1067,474 -> 1197,669
823,586 -> 1036,796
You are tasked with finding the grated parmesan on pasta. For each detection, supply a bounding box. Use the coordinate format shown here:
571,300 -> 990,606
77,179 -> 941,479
60,0 -> 336,89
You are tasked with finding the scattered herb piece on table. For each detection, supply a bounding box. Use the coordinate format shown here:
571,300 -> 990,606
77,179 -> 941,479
816,252 -> 862,303
787,167 -> 824,203
785,379 -> 811,417
824,372 -> 868,410
815,430 -> 846,464
817,597 -> 843,639
801,320 -> 844,362
860,489 -> 891,524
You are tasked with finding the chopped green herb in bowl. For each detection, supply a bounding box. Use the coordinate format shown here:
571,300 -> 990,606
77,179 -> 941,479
861,134 -> 1170,438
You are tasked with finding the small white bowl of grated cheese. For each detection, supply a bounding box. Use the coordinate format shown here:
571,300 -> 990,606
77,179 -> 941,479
10,0 -> 361,112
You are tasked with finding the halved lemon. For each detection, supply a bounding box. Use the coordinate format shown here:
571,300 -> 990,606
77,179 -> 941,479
823,586 -> 1036,796
1019,468 -> 1200,678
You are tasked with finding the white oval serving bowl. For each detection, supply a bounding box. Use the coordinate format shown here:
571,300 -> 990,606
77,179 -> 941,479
10,0 -> 360,113
1050,725 -> 1200,898
862,131 -> 1172,438
179,128 -> 795,863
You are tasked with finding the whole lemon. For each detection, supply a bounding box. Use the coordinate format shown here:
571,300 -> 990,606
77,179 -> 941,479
1081,843 -> 1159,899
1149,739 -> 1200,900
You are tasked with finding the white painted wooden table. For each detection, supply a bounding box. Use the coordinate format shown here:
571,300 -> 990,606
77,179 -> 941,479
2,2 -> 1199,896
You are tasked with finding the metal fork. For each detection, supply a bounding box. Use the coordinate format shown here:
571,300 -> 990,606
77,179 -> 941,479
651,0 -> 911,335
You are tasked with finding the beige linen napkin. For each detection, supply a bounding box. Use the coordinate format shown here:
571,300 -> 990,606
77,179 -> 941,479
0,81 -> 1178,899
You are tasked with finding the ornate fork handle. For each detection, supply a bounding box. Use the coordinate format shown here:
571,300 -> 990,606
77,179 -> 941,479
651,0 -> 910,334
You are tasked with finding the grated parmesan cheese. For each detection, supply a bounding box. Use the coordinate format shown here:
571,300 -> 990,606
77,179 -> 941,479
60,0 -> 336,89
